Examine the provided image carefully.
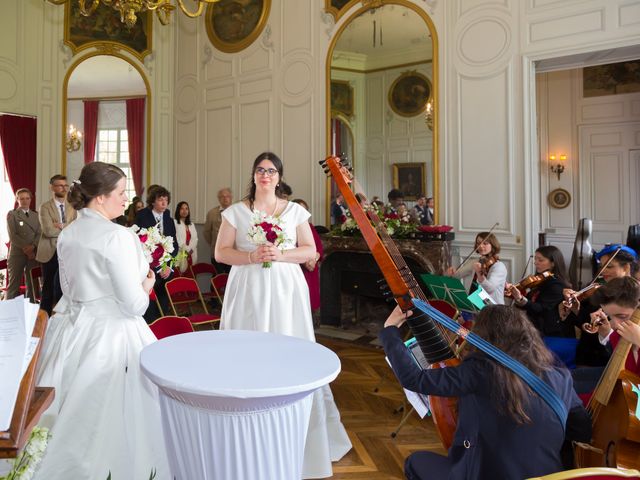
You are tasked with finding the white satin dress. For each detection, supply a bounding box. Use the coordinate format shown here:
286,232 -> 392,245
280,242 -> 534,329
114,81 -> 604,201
33,208 -> 170,480
221,201 -> 352,479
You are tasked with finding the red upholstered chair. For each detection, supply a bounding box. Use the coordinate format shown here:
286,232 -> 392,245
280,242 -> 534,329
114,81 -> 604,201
526,467 -> 640,479
149,289 -> 164,317
165,277 -> 220,329
190,263 -> 217,303
148,316 -> 194,339
210,273 -> 228,307
428,299 -> 460,321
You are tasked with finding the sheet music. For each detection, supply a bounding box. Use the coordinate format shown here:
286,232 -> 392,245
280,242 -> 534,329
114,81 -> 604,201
0,297 -> 39,431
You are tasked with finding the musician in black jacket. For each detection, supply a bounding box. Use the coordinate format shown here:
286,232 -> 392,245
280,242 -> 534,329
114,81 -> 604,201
380,304 -> 591,480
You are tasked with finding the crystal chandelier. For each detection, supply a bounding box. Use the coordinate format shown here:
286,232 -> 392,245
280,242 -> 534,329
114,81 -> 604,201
47,0 -> 221,28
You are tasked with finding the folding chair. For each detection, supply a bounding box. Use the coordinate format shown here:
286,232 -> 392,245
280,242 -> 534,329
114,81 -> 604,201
190,262 -> 217,303
165,277 -> 220,329
211,273 -> 228,306
149,289 -> 164,317
29,266 -> 43,302
148,316 -> 194,339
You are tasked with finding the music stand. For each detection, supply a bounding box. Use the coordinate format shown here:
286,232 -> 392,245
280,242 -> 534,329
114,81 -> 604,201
420,273 -> 479,313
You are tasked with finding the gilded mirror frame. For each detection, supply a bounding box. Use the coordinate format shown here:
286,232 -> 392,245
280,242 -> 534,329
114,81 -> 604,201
325,0 -> 439,225
61,50 -> 152,186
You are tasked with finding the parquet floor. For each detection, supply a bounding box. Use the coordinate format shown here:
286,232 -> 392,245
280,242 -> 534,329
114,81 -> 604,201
316,336 -> 446,480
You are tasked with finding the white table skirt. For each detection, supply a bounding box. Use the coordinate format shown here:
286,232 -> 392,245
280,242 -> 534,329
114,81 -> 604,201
140,330 -> 341,480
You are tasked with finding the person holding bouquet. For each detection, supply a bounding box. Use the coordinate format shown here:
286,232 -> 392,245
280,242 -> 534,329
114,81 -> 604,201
215,151 -> 352,479
33,162 -> 169,480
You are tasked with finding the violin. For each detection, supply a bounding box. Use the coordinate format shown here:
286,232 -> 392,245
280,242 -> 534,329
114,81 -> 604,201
479,255 -> 497,277
563,283 -> 602,309
506,271 -> 555,297
582,315 -> 606,334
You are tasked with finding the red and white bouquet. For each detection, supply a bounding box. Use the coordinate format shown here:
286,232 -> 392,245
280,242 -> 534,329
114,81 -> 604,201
130,225 -> 179,271
247,211 -> 290,268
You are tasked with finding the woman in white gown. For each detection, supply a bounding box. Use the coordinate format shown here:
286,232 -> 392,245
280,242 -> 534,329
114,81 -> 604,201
34,162 -> 170,480
215,152 -> 352,479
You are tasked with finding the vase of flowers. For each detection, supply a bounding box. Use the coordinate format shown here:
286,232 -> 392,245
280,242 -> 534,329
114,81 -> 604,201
247,211 -> 290,268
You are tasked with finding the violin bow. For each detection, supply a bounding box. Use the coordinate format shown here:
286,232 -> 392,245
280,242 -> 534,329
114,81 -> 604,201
568,247 -> 621,302
453,222 -> 499,274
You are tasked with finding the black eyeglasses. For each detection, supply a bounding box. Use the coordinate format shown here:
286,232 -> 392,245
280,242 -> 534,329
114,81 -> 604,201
255,167 -> 278,177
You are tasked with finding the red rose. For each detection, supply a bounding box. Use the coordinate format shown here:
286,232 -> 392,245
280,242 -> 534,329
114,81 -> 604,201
139,234 -> 148,243
149,244 -> 164,268
266,230 -> 277,243
260,222 -> 272,231
385,213 -> 399,220
339,215 -> 347,224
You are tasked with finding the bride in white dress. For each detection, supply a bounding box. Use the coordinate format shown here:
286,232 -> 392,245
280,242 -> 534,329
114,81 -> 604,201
34,162 -> 170,480
215,152 -> 352,479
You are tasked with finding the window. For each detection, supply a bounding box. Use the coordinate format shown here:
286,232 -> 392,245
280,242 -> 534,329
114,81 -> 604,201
96,129 -> 136,202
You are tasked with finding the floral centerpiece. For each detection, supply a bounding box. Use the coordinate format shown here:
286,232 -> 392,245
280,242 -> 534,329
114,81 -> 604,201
130,225 -> 185,271
332,203 -> 418,239
0,427 -> 49,480
247,211 -> 290,268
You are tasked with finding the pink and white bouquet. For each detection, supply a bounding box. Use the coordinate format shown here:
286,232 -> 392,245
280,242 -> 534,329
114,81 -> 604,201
247,211 -> 290,268
130,225 -> 180,271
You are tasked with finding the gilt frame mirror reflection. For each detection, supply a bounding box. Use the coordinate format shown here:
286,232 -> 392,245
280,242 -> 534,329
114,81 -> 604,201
62,52 -> 152,194
325,0 -> 439,226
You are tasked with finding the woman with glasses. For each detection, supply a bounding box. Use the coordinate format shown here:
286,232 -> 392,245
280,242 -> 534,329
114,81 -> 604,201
215,152 -> 352,479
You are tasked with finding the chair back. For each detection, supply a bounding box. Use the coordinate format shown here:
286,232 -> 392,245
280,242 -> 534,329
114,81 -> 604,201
429,299 -> 459,321
29,266 -> 43,302
526,467 -> 640,480
165,277 -> 210,316
148,316 -> 194,339
211,273 -> 228,305
149,289 -> 164,317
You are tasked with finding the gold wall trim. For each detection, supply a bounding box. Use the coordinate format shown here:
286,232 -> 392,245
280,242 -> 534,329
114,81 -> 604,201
325,0 -> 439,225
61,51 -> 153,188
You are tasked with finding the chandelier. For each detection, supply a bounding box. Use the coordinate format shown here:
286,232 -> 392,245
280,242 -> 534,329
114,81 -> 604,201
47,0 -> 221,28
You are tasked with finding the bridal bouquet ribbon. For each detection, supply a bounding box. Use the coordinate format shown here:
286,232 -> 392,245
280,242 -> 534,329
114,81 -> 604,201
130,225 -> 183,271
247,211 -> 290,268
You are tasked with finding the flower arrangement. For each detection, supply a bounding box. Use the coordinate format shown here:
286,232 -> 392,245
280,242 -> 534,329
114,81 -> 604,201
130,225 -> 185,271
332,204 -> 418,239
247,211 -> 290,268
0,427 -> 49,480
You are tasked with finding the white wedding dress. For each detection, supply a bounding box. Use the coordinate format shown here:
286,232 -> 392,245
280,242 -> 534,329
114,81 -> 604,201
33,208 -> 170,480
221,201 -> 352,479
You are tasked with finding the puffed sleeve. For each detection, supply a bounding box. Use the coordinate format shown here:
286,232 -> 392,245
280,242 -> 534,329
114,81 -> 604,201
104,228 -> 149,316
221,203 -> 238,229
291,202 -> 311,227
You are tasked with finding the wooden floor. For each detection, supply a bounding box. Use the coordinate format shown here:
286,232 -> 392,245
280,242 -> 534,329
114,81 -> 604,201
317,336 -> 446,480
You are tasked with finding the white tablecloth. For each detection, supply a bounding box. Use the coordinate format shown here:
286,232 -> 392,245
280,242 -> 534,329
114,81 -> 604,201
140,330 -> 341,480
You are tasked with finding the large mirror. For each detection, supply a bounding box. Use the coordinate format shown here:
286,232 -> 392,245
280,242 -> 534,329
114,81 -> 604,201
63,53 -> 150,202
326,0 -> 438,223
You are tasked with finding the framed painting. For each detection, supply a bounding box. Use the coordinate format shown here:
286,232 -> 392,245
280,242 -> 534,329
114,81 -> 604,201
64,2 -> 152,61
583,60 -> 640,97
393,163 -> 426,201
331,80 -> 354,118
388,71 -> 431,117
205,0 -> 271,54
324,0 -> 358,22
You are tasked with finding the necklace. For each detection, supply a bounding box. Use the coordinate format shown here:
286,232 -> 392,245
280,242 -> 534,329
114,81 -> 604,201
253,197 -> 279,216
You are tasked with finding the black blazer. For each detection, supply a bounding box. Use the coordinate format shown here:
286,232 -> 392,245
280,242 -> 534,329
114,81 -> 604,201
134,207 -> 179,259
520,277 -> 571,337
380,326 -> 591,480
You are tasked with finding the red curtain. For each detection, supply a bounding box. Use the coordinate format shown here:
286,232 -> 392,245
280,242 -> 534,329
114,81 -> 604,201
126,98 -> 145,196
0,114 -> 37,210
83,100 -> 99,164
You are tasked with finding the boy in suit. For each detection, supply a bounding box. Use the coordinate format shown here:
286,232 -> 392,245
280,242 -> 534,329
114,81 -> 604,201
36,175 -> 77,314
6,188 -> 41,301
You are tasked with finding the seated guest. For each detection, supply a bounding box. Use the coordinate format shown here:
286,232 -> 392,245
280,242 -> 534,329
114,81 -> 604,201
135,185 -> 177,321
386,189 -> 404,214
506,245 -> 574,338
174,201 -> 198,274
380,304 -> 591,480
125,195 -> 144,227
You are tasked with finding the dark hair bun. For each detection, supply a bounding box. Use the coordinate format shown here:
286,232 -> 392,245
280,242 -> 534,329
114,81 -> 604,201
68,182 -> 88,210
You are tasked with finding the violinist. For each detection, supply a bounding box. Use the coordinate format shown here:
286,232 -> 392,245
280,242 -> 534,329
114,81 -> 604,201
447,232 -> 507,305
506,245 -> 573,337
560,245 -> 638,367
380,304 -> 591,480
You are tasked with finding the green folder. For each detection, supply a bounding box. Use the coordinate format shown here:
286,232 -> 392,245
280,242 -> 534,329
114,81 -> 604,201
419,273 -> 479,313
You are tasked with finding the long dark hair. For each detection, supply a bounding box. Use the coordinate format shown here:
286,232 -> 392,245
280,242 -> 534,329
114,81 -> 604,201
174,201 -> 191,225
68,162 -> 125,210
244,152 -> 285,207
462,305 -> 555,424
536,245 -> 571,287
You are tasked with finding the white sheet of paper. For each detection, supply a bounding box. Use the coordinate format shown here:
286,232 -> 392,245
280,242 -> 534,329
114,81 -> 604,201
403,388 -> 430,418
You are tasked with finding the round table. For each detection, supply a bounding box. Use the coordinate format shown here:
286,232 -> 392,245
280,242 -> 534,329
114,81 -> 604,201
140,330 -> 341,480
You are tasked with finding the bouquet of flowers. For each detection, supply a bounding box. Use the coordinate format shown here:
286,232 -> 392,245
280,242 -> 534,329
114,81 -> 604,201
247,211 -> 290,268
0,427 -> 49,480
130,225 -> 184,271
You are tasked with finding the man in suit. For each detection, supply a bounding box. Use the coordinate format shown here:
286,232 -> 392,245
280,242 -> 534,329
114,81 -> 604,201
411,195 -> 434,226
135,185 -> 178,321
36,175 -> 77,314
6,188 -> 41,301
203,187 -> 232,273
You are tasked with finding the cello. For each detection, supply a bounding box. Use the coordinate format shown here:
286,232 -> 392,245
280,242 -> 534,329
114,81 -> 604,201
320,155 -> 459,449
574,308 -> 640,469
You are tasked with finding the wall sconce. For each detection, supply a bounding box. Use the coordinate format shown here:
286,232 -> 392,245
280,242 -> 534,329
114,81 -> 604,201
424,101 -> 433,131
549,154 -> 566,180
66,124 -> 82,152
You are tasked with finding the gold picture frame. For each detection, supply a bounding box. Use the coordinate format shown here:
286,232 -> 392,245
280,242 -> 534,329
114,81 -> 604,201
330,80 -> 354,118
63,2 -> 152,61
323,0 -> 359,22
388,71 -> 432,117
205,0 -> 271,54
393,163 -> 426,201
548,188 -> 571,209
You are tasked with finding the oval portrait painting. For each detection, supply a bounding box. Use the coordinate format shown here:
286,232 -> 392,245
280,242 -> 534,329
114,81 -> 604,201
205,0 -> 271,53
389,71 -> 431,117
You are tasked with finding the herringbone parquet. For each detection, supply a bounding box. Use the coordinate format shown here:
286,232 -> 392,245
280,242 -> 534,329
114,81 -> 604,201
317,336 -> 446,480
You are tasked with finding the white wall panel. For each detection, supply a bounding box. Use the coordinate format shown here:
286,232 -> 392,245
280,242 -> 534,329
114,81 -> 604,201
282,100 -> 312,202
528,9 -> 604,43
618,3 -> 640,27
240,100 -> 272,177
205,106 -> 234,204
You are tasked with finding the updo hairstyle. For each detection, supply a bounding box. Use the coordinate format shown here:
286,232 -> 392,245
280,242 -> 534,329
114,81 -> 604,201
68,161 -> 126,210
